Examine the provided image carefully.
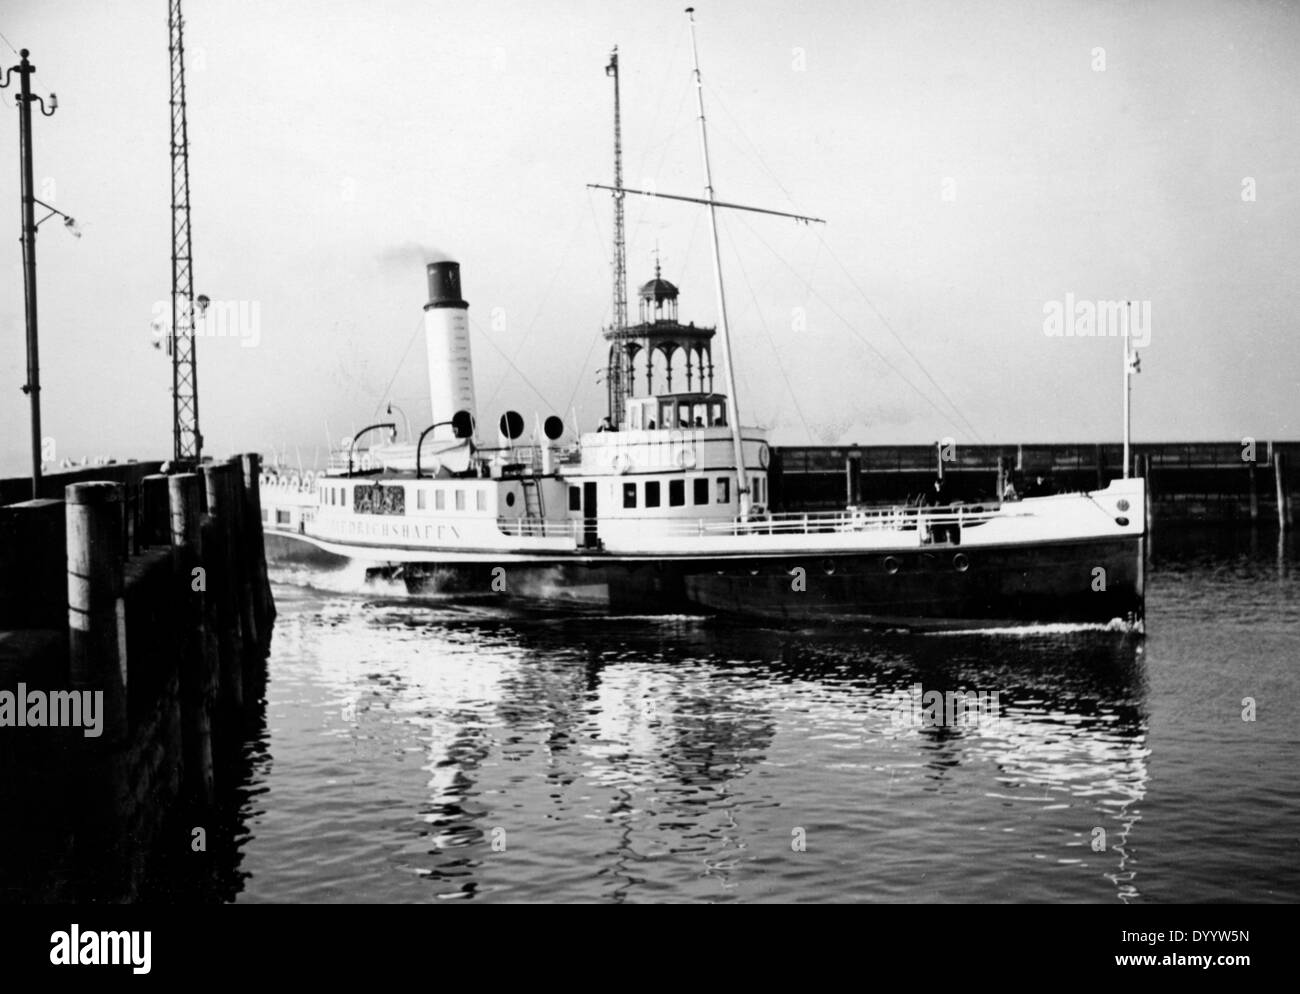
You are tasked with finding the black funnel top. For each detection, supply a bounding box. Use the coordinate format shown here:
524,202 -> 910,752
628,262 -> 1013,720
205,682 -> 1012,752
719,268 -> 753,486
426,261 -> 468,309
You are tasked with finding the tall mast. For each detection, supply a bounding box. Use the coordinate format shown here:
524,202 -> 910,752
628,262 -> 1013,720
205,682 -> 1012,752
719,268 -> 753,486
169,0 -> 201,463
606,47 -> 629,427
686,7 -> 750,517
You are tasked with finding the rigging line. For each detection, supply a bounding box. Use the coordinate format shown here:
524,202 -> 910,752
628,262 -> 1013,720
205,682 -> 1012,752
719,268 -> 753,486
0,28 -> 18,55
481,209 -> 588,414
562,319 -> 606,429
630,70 -> 694,242
708,79 -> 985,445
721,217 -> 814,444
707,82 -> 801,211
735,211 -> 978,441
712,82 -> 986,444
585,185 -> 613,271
371,314 -> 426,419
470,313 -> 562,415
812,226 -> 985,444
631,25 -> 689,184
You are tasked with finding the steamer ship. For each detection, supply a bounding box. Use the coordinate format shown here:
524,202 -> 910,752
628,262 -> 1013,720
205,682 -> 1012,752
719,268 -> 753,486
259,13 -> 1145,629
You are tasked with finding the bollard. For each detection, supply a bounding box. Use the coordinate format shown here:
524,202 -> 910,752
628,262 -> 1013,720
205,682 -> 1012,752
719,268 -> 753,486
138,474 -> 171,547
169,473 -> 215,806
1248,459 -> 1259,522
0,499 -> 66,630
1276,452 -> 1291,531
66,482 -> 128,744
240,452 -> 276,641
224,456 -> 258,654
202,463 -> 244,712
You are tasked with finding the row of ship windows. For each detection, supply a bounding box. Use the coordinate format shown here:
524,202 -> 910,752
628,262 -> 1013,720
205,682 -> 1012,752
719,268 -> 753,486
566,476 -> 763,510
321,486 -> 488,512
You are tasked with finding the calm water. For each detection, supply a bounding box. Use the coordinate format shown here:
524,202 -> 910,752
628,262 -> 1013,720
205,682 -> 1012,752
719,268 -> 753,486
182,528 -> 1300,903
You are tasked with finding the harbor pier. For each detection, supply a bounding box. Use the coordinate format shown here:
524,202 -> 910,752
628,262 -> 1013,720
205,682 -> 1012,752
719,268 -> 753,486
0,454 -> 275,901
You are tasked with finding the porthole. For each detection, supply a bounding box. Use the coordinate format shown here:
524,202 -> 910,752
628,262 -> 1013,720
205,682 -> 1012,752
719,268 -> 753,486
1117,498 -> 1130,512
1115,515 -> 1129,526
953,552 -> 970,573
506,492 -> 516,507
822,558 -> 836,575
883,555 -> 901,575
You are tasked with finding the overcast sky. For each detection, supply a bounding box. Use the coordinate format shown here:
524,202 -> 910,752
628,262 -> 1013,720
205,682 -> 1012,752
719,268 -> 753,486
2,0 -> 1298,473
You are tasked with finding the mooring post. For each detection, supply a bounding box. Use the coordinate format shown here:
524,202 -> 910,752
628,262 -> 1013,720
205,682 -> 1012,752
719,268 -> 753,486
224,456 -> 258,654
66,482 -> 128,744
1248,458 -> 1259,522
1276,452 -> 1291,531
169,472 -> 215,806
202,463 -> 244,712
1138,453 -> 1154,534
240,452 -> 275,641
139,473 -> 171,547
0,498 -> 66,630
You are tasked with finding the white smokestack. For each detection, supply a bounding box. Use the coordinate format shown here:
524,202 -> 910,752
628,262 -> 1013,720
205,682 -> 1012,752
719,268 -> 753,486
423,260 -> 477,441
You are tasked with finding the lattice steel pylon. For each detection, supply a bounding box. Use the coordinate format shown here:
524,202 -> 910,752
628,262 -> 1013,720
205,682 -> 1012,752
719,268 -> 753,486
603,46 -> 629,427
169,0 -> 201,462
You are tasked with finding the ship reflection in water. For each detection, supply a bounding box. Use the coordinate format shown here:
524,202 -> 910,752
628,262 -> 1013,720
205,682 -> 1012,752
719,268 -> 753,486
148,528 -> 1299,904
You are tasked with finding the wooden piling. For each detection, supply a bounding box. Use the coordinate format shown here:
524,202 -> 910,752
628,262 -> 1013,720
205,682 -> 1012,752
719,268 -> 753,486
139,473 -> 171,547
202,464 -> 244,712
0,499 -> 67,630
169,473 -> 216,806
1248,459 -> 1259,522
1138,454 -> 1154,534
1276,452 -> 1291,531
224,456 -> 258,655
66,482 -> 128,744
239,452 -> 276,640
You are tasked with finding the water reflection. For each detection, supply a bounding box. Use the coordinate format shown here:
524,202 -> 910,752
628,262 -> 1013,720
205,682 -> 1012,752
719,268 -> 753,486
144,521 -> 1300,903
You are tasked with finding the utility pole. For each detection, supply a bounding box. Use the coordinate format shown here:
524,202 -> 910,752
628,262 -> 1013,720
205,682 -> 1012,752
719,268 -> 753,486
2,49 -> 59,499
170,0 -> 202,463
605,46 -> 628,427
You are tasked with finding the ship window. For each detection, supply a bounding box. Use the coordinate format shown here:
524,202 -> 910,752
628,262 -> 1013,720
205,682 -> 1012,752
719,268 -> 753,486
630,406 -> 642,430
661,403 -> 674,428
506,492 -> 515,507
645,480 -> 661,507
416,489 -> 425,510
754,478 -> 762,503
693,478 -> 709,505
712,404 -> 725,427
569,486 -> 581,511
623,482 -> 637,508
717,477 -> 730,503
670,480 -> 685,506
262,508 -> 269,522
477,490 -> 487,511
435,490 -> 446,511
455,490 -> 466,511
276,509 -> 291,525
